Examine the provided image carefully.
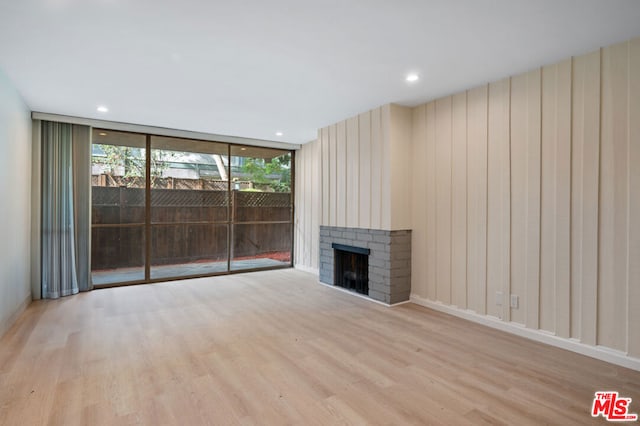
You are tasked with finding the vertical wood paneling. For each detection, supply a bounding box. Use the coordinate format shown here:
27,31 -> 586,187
313,106 -> 408,232
370,108 -> 382,229
412,105 -> 428,297
295,146 -> 303,264
380,105 -> 392,230
328,124 -> 337,227
295,138 -> 321,270
389,105 -> 413,230
311,139 -> 320,269
571,51 -> 600,344
306,140 -> 314,266
540,61 -> 571,336
300,37 -> 639,364
525,69 -> 542,330
510,69 -> 541,326
510,74 -> 527,322
539,68 -> 555,333
629,38 -> 640,358
435,97 -> 452,304
487,78 -> 511,320
524,70 -> 542,331
346,117 -> 359,228
359,112 -> 372,228
425,102 -> 438,301
451,92 -> 467,309
336,121 -> 347,227
321,127 -> 329,226
466,86 -> 488,315
298,143 -> 305,266
599,42 -> 629,352
555,60 -> 572,338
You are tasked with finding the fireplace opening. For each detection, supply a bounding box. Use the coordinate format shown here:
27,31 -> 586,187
332,243 -> 369,295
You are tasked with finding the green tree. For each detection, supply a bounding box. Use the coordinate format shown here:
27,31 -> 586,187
265,155 -> 291,192
93,144 -> 173,187
241,153 -> 291,192
241,157 -> 268,184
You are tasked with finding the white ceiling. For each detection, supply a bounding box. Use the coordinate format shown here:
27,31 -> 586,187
1,1 -> 640,145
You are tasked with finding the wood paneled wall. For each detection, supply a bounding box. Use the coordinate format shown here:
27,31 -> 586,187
294,138 -> 321,271
320,107 -> 387,229
295,36 -> 639,363
314,104 -> 412,232
411,38 -> 640,358
295,105 -> 412,271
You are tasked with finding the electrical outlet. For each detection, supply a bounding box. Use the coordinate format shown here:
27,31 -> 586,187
510,294 -> 519,309
495,291 -> 503,306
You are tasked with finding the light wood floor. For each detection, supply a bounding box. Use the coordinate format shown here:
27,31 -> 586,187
1,269 -> 638,425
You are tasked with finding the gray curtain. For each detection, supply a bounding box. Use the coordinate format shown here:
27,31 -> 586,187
41,121 -> 91,298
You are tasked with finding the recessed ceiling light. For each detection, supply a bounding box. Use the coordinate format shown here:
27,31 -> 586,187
240,147 -> 247,151
275,132 -> 283,137
406,73 -> 419,82
97,105 -> 109,113
98,132 -> 107,136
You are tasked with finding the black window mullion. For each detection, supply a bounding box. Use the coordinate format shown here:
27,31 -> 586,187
145,134 -> 151,281
227,143 -> 232,272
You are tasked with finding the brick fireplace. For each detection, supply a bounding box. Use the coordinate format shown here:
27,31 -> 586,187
319,226 -> 411,304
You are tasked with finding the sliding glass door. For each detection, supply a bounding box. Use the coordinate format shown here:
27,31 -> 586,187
91,130 -> 147,285
149,136 -> 230,279
229,146 -> 292,271
90,129 -> 293,286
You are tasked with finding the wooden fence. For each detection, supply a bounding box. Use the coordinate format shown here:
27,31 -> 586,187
91,187 -> 292,270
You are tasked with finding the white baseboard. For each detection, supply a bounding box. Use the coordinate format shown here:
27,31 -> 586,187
410,294 -> 640,372
294,264 -> 319,275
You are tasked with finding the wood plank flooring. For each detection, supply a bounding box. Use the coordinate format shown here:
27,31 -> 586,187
1,269 -> 638,425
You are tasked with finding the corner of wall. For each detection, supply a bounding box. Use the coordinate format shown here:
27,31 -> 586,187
31,119 -> 41,300
0,67 -> 33,337
294,264 -> 319,276
294,139 -> 321,271
389,104 -> 413,230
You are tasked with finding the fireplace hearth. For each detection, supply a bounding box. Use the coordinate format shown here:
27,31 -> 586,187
333,243 -> 370,295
